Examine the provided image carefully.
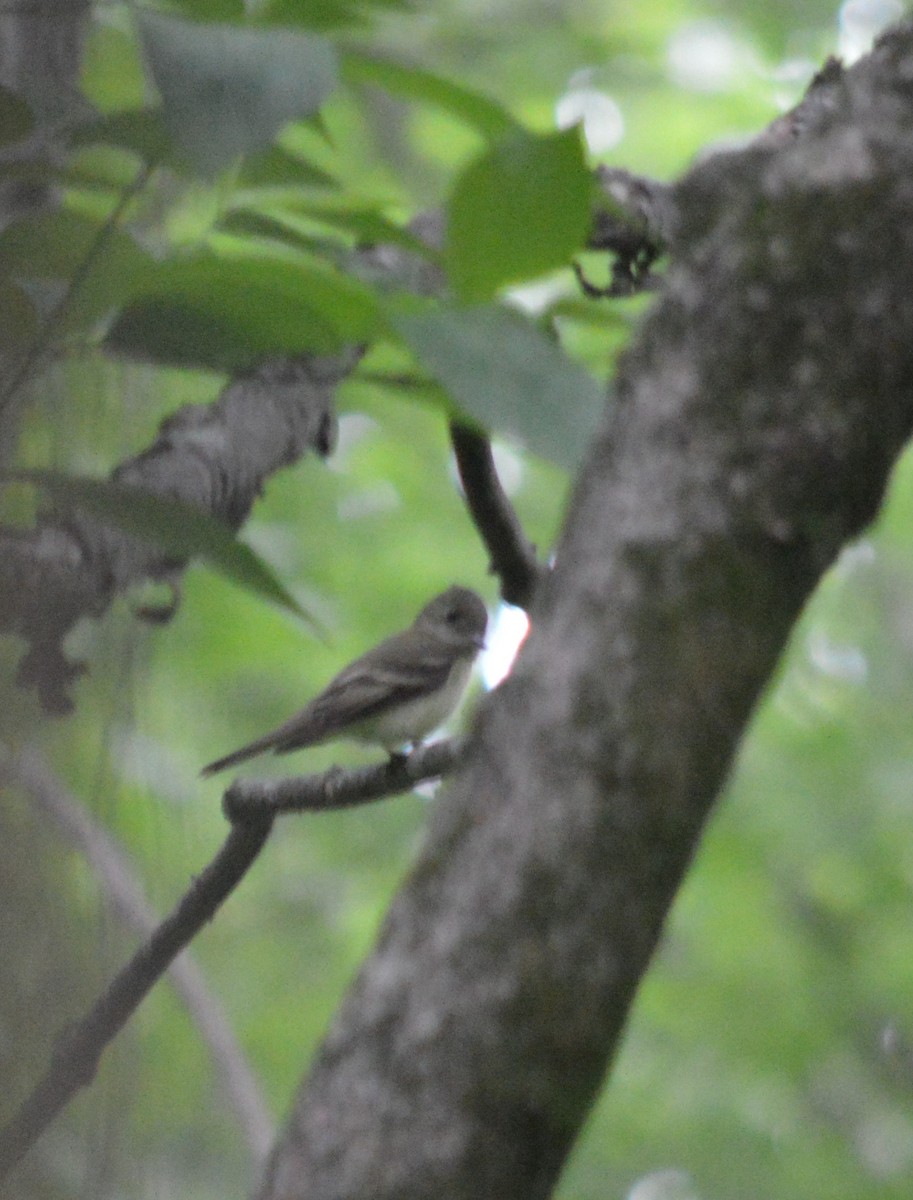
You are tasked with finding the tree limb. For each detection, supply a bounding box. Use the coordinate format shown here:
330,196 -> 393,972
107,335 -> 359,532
584,167 -> 673,296
0,354 -> 342,713
448,422 -> 541,608
256,21 -> 913,1200
223,736 -> 462,822
10,747 -> 275,1160
0,144 -> 682,714
0,159 -> 155,425
0,739 -> 464,1177
0,804 -> 273,1179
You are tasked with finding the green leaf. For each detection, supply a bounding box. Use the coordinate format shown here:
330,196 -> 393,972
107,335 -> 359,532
106,300 -> 268,372
341,52 -> 515,141
70,109 -> 176,165
390,300 -> 605,470
81,23 -> 147,112
215,209 -> 334,255
0,84 -> 33,147
65,147 -> 152,197
238,143 -> 338,190
445,126 -> 591,302
9,469 -> 313,624
257,0 -> 411,30
0,209 -> 156,329
107,251 -> 380,371
0,279 -> 38,350
0,209 -> 138,278
286,201 -> 434,254
166,0 -> 246,20
136,11 -> 338,175
221,200 -> 431,256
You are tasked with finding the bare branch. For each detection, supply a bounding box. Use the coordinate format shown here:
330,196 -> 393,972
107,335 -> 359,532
584,167 -> 673,296
1,202 -> 452,715
1,354 -> 342,713
10,748 -> 274,1160
0,739 -> 464,1176
0,159 -> 155,425
0,799 -> 273,1178
448,422 -> 541,609
223,737 -> 463,823
581,57 -> 848,298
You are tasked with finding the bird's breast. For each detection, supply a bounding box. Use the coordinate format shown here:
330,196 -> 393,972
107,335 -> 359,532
361,655 -> 476,751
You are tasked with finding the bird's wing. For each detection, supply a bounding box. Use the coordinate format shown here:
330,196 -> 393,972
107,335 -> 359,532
200,628 -> 465,774
272,629 -> 458,752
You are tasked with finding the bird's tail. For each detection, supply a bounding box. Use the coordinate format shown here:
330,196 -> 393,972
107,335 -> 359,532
200,733 -> 279,778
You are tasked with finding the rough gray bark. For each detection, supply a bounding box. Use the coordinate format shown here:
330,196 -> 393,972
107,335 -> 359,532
0,200 -> 445,717
256,22 -> 913,1200
0,357 -> 340,714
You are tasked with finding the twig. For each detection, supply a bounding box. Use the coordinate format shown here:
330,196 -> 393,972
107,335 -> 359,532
448,422 -> 541,609
0,809 -> 272,1178
10,748 -> 274,1160
0,158 -> 155,424
0,740 -> 464,1177
223,737 -> 464,823
583,167 -> 672,297
581,59 -> 848,300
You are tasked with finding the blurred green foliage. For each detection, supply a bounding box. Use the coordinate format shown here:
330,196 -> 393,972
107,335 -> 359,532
2,1 -> 912,1198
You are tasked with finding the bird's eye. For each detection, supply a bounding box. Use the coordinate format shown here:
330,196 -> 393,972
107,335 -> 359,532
446,608 -> 460,624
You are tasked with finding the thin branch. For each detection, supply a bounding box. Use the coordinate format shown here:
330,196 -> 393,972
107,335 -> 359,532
0,158 -> 155,424
0,740 -> 463,1177
581,59 -> 848,301
583,166 -> 673,297
1,351 -> 342,714
10,748 -> 274,1160
0,805 -> 272,1179
448,421 -> 541,609
223,737 -> 463,823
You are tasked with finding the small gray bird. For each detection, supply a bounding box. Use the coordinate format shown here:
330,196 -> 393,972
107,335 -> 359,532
201,585 -> 487,776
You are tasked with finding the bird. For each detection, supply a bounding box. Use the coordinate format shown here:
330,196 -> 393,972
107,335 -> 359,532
201,585 -> 488,776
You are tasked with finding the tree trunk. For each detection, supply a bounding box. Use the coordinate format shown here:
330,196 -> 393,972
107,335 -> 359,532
256,22 -> 913,1200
